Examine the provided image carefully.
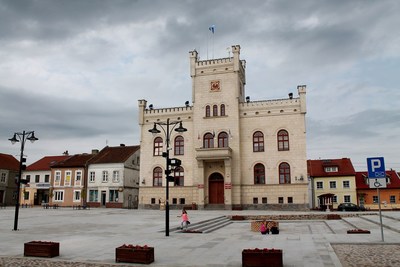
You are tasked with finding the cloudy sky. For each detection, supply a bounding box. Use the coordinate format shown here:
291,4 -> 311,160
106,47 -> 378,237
1,0 -> 399,171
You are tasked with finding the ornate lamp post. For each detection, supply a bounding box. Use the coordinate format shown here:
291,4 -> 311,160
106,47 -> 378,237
9,131 -> 38,231
149,118 -> 187,236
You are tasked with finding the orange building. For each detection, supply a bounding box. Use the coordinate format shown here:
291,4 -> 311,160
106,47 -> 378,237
355,170 -> 400,210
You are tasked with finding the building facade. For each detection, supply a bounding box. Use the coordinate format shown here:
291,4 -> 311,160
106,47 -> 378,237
355,170 -> 400,210
138,45 -> 308,210
86,145 -> 140,209
0,153 -> 19,206
308,158 -> 357,210
22,155 -> 70,206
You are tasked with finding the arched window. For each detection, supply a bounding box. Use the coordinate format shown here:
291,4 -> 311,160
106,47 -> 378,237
205,105 -> 210,117
213,105 -> 218,116
279,162 -> 291,184
220,104 -> 225,116
153,167 -> 163,187
253,131 -> 264,152
254,163 -> 265,184
174,166 -> 184,186
278,130 -> 289,151
153,137 -> 163,156
218,132 -> 229,148
203,132 -> 214,148
174,136 -> 184,155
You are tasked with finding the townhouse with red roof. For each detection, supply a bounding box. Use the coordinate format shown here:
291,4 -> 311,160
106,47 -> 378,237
307,158 -> 357,210
355,170 -> 400,210
0,153 -> 19,206
22,155 -> 70,206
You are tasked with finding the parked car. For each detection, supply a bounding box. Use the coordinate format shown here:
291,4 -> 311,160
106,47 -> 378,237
337,203 -> 364,211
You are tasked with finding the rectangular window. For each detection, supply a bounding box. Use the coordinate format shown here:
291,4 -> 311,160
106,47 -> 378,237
75,171 -> 82,185
316,181 -> 323,189
344,195 -> 351,203
65,171 -> 72,186
54,191 -> 64,201
278,197 -> 284,204
179,198 -> 185,205
343,181 -> 350,188
24,191 -> 29,200
26,175 -> 31,182
74,190 -> 81,202
151,198 -> 156,204
325,166 -> 338,172
262,197 -> 267,204
109,189 -> 118,202
89,171 -> 95,183
89,190 -> 98,202
55,172 -> 61,185
253,197 -> 258,204
1,173 -> 6,183
172,198 -> 177,204
287,197 -> 293,203
102,171 -> 108,182
332,195 -> 337,203
373,196 -> 378,203
44,175 -> 50,183
390,195 -> 396,204
35,175 -> 40,183
330,181 -> 336,189
113,171 -> 119,183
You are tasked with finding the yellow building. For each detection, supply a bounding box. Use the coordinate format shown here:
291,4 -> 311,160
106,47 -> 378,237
308,158 -> 357,210
138,45 -> 308,210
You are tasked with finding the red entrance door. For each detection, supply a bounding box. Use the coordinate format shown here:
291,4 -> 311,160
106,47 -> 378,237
208,173 -> 224,204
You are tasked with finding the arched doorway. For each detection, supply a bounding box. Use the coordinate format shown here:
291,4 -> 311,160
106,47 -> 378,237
208,173 -> 224,204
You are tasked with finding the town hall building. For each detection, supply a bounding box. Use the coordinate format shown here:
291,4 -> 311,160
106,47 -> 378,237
138,45 -> 308,210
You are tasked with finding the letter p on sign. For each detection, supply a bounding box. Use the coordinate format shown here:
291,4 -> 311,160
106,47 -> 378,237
367,157 -> 385,178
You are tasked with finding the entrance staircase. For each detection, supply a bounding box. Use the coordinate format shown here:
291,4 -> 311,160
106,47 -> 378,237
171,216 -> 232,234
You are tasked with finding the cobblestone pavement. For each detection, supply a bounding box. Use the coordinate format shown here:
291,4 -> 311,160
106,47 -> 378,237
332,244 -> 400,267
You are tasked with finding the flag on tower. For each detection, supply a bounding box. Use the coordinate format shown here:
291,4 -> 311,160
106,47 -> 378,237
209,25 -> 215,34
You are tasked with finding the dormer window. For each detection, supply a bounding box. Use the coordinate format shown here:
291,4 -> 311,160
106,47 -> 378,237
324,166 -> 338,172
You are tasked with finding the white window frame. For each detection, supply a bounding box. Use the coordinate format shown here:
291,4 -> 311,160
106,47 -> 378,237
329,181 -> 337,189
55,171 -> 61,185
89,171 -> 95,183
75,171 -> 82,185
0,173 -> 6,183
332,195 -> 337,203
325,166 -> 338,172
344,195 -> 351,203
73,190 -> 81,202
65,170 -> 72,186
316,181 -> 323,189
343,180 -> 350,188
54,191 -> 64,202
89,190 -> 98,202
102,171 -> 109,183
113,170 -> 120,183
390,195 -> 396,204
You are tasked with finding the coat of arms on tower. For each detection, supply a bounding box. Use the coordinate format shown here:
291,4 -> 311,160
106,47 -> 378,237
210,80 -> 220,91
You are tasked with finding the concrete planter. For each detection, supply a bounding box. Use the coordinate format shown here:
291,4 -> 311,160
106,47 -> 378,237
24,241 -> 59,258
115,244 -> 154,264
242,248 -> 283,267
347,229 -> 370,234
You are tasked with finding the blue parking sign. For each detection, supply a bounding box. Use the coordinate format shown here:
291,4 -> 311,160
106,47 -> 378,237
367,157 -> 386,178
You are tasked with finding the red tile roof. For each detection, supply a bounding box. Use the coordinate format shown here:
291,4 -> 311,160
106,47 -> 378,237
0,153 -> 19,171
307,158 -> 355,177
51,153 -> 95,168
88,145 -> 140,164
355,170 -> 400,189
26,155 -> 71,171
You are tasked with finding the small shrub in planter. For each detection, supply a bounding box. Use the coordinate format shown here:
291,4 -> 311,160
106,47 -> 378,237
116,244 -> 154,264
242,248 -> 283,267
24,241 -> 59,258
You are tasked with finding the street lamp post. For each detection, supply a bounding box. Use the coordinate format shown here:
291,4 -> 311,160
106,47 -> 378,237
149,118 -> 187,236
9,131 -> 38,231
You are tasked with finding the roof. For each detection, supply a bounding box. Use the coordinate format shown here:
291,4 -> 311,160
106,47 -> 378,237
0,153 -> 19,171
307,158 -> 355,177
26,155 -> 71,171
51,153 -> 95,168
355,170 -> 400,189
89,145 -> 140,164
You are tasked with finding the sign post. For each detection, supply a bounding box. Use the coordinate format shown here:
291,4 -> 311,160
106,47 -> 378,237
367,157 -> 386,242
